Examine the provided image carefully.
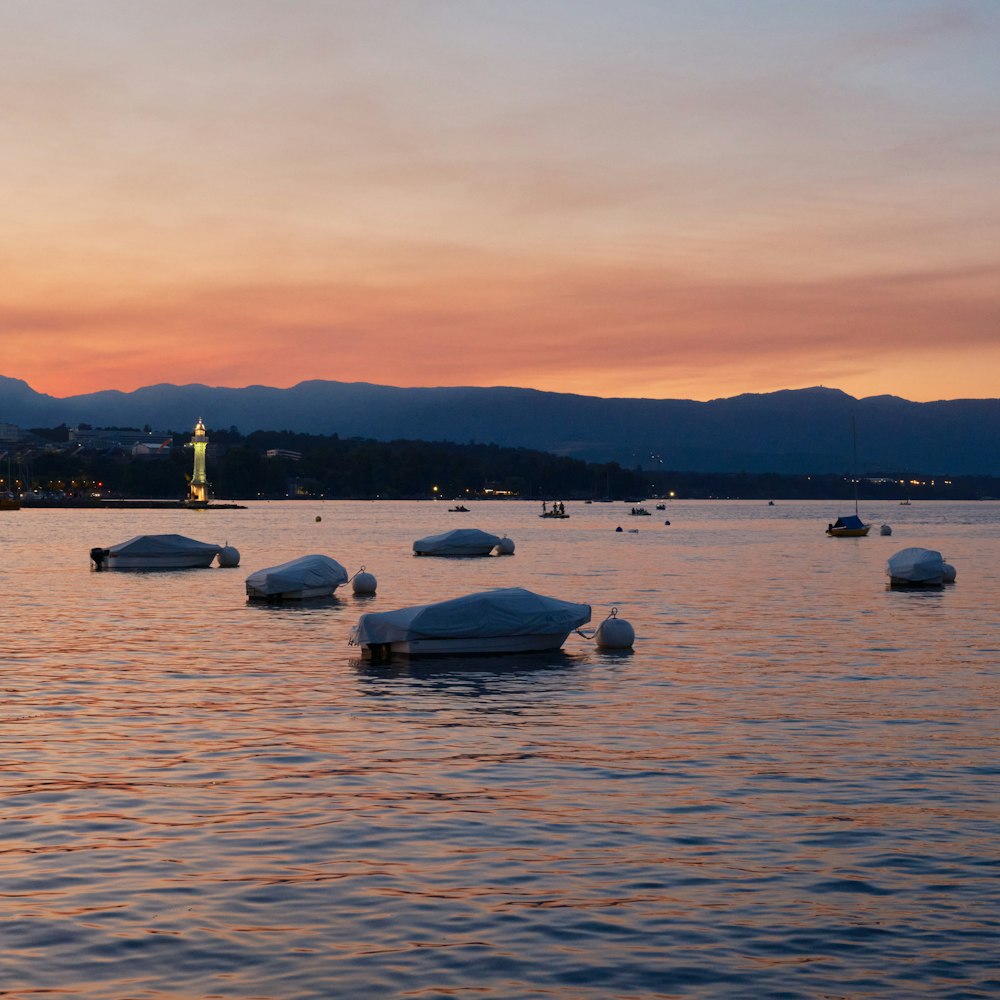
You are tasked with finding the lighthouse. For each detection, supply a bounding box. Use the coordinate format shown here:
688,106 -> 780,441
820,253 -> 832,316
186,418 -> 210,504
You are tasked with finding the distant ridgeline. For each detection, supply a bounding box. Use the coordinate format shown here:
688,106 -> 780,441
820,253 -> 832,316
1,376 -> 998,475
8,425 -> 1000,501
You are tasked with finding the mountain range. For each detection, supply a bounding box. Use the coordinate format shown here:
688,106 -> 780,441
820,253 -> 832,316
2,375 -> 997,475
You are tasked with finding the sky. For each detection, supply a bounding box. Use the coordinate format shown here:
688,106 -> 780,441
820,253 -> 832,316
2,0 -> 998,403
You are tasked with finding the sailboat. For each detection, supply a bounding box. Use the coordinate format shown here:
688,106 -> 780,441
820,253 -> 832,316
826,418 -> 870,537
0,452 -> 20,510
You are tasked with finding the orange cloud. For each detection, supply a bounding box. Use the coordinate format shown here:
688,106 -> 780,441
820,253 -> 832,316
3,258 -> 996,402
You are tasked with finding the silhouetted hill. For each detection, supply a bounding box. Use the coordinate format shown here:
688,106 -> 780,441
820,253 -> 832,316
2,375 -> 997,474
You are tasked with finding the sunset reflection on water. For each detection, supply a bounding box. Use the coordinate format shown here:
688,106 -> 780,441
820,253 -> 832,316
0,500 -> 997,998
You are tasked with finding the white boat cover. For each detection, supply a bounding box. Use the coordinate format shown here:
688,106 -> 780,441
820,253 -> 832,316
886,547 -> 945,583
245,554 -> 348,596
352,587 -> 591,645
412,528 -> 501,556
108,534 -> 222,558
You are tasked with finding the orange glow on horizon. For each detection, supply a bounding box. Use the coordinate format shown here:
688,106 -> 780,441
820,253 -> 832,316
4,258 -> 998,403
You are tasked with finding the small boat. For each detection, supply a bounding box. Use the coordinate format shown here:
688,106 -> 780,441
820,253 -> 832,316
413,527 -> 502,557
90,533 -> 229,570
655,503 -> 666,510
448,505 -> 470,512
630,507 -> 651,516
826,515 -> 870,537
350,587 -> 591,659
245,553 -> 349,600
886,547 -> 951,586
826,417 -> 870,537
899,499 -> 912,506
540,501 -> 569,518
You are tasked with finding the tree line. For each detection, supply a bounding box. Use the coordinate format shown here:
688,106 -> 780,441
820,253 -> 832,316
19,426 -> 1000,501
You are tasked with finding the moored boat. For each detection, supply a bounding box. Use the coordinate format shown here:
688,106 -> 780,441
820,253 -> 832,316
826,515 -> 871,537
826,417 -> 870,537
413,527 -> 502,557
245,553 -> 349,600
90,533 -> 231,570
886,547 -> 953,586
349,587 -> 591,659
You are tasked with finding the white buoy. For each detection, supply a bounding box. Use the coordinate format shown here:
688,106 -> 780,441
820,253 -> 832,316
594,608 -> 635,649
880,523 -> 892,535
495,536 -> 515,555
352,567 -> 377,594
217,545 -> 241,568
942,562 -> 957,583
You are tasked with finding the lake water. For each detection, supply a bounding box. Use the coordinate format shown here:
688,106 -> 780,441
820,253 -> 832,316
1,499 -> 997,999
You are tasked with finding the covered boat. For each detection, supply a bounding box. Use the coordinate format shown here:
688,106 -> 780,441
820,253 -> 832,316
413,528 -> 502,557
245,553 -> 349,600
886,547 -> 947,586
826,514 -> 870,537
90,533 -> 223,570
350,587 -> 591,658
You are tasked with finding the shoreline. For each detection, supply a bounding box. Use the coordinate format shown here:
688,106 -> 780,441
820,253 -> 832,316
19,499 -> 247,510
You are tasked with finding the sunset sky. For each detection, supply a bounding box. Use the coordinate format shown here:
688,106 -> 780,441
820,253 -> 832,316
2,0 -> 998,402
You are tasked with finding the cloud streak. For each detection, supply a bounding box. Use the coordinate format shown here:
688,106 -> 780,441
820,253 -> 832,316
4,257 -> 996,402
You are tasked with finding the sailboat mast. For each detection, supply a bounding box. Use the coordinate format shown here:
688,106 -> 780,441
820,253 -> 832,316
852,416 -> 859,515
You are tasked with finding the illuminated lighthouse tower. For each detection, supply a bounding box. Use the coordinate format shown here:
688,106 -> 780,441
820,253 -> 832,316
186,418 -> 210,504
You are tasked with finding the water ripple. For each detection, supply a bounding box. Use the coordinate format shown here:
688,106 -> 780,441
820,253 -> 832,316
0,501 -> 997,997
